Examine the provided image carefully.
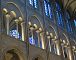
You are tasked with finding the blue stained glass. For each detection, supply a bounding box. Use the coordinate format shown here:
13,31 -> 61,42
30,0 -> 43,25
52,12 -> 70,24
40,40 -> 42,48
48,4 -> 52,18
35,38 -> 38,46
74,20 -> 76,26
66,12 -> 70,19
29,36 -> 35,44
57,12 -> 60,24
29,0 -> 33,6
29,0 -> 38,8
34,0 -> 37,8
56,3 -> 61,11
56,2 -> 63,27
44,1 -> 49,16
66,20 -> 72,32
60,13 -> 63,26
66,12 -> 72,32
10,30 -> 20,39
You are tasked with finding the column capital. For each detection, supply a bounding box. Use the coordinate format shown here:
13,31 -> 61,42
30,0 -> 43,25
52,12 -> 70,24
2,8 -> 8,14
14,19 -> 19,23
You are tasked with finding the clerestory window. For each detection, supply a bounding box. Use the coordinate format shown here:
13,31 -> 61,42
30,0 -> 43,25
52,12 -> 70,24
29,0 -> 38,8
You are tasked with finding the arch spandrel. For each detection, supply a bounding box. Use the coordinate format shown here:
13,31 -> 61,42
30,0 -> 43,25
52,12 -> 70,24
28,15 -> 43,29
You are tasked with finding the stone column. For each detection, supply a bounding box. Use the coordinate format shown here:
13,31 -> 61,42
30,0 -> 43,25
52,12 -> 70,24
47,35 -> 51,52
15,19 -> 19,38
68,46 -> 74,60
40,32 -> 45,49
21,22 -> 25,41
30,27 -> 35,44
37,32 -> 40,47
5,14 -> 10,35
55,40 -> 61,55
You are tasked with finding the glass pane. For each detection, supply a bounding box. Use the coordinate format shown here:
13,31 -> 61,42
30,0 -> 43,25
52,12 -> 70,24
10,30 -> 20,39
66,20 -> 72,32
34,0 -> 37,8
29,36 -> 35,44
44,1 -> 49,16
29,0 -> 33,6
56,3 -> 63,27
74,20 -> 76,26
48,4 -> 52,19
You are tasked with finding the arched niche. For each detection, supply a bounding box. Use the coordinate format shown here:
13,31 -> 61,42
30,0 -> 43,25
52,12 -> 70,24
3,48 -> 25,60
5,2 -> 24,19
4,49 -> 20,60
60,33 -> 70,45
32,55 -> 43,60
45,24 -> 58,54
2,2 -> 24,40
60,33 -> 70,58
28,15 -> 44,49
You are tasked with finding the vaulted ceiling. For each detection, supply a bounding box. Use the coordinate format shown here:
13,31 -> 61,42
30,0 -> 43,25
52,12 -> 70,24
56,0 -> 76,19
63,0 -> 76,18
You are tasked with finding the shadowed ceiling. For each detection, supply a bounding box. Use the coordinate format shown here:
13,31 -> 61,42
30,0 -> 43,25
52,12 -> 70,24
56,0 -> 76,19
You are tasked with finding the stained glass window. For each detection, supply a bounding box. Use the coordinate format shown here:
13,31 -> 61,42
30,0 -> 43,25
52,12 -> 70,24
56,3 -> 63,27
29,0 -> 38,8
29,36 -> 35,44
34,0 -> 37,8
44,1 -> 48,16
10,30 -> 20,39
29,0 -> 33,6
67,20 -> 71,32
74,20 -> 76,26
66,12 -> 72,32
48,4 -> 52,18
56,3 -> 63,26
44,0 -> 53,19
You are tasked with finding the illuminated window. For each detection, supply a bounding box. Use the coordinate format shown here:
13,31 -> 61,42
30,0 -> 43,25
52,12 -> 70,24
34,0 -> 38,8
29,0 -> 38,8
29,29 -> 38,46
48,4 -> 52,18
44,1 -> 48,16
44,0 -> 53,19
34,31 -> 38,47
10,30 -> 20,39
66,20 -> 72,32
56,3 -> 63,27
29,36 -> 35,45
66,12 -> 72,32
74,20 -> 76,26
29,0 -> 33,6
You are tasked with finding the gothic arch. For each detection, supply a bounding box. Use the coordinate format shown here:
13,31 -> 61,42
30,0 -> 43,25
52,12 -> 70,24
49,25 -> 57,37
28,15 -> 43,29
45,23 -> 57,37
6,2 -> 24,19
2,47 -> 26,60
2,1 -> 24,26
63,33 -> 70,44
2,2 -> 24,40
